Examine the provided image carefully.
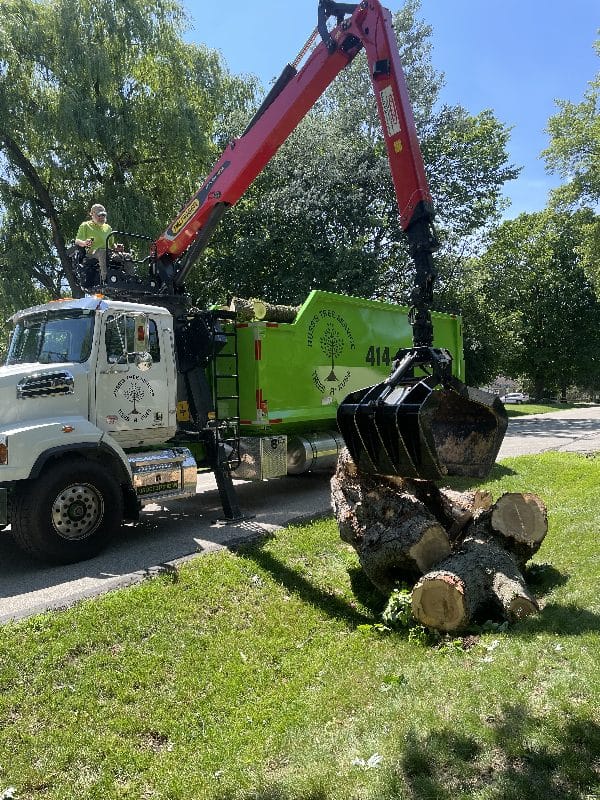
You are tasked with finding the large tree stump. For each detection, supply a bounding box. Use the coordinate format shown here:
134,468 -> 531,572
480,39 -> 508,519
412,535 -> 539,632
331,450 -> 451,594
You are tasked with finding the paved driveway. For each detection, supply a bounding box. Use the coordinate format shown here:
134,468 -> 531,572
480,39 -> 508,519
0,472 -> 332,623
498,404 -> 600,458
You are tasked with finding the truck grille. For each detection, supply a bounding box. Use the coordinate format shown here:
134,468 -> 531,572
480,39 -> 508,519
17,370 -> 75,399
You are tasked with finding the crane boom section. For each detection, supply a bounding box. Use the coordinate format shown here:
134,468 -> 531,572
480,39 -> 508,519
154,0 -> 433,265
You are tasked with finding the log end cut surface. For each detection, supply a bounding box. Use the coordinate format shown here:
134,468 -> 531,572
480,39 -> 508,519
408,525 -> 452,572
412,573 -> 470,632
491,493 -> 548,545
507,596 -> 539,621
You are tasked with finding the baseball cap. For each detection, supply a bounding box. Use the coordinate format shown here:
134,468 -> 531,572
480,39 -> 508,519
91,204 -> 107,217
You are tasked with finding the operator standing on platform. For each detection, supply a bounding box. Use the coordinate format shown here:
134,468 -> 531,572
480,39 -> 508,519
75,203 -> 112,281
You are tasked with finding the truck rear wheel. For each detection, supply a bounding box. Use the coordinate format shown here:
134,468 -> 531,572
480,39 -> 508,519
11,458 -> 124,564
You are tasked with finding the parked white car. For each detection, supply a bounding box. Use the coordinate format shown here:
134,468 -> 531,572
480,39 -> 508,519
501,392 -> 530,404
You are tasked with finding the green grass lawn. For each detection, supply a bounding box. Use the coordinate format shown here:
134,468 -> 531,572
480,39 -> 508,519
1,452 -> 599,800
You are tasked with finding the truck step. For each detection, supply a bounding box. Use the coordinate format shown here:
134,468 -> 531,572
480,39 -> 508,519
128,448 -> 198,504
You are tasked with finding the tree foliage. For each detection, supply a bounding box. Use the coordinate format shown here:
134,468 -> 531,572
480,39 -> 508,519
543,40 -> 600,290
474,209 -> 600,396
0,0 -> 252,302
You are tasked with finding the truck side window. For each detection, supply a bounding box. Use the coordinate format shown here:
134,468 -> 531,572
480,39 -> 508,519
105,316 -> 127,363
105,316 -> 161,363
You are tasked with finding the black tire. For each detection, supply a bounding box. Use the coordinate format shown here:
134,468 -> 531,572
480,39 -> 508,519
11,458 -> 123,564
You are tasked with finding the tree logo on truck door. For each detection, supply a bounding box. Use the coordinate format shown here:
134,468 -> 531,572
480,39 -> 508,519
113,375 -> 155,423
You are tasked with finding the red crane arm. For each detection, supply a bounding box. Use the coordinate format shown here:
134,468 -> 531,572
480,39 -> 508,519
153,0 -> 435,290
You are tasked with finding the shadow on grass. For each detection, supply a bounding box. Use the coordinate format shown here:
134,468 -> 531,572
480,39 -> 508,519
392,706 -> 600,800
217,791 -> 328,800
347,565 -> 388,614
525,562 -> 569,595
233,542 -> 375,628
441,461 -> 517,493
215,706 -> 600,800
517,602 -> 600,636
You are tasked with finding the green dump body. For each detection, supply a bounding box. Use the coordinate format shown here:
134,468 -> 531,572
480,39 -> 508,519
221,290 -> 464,435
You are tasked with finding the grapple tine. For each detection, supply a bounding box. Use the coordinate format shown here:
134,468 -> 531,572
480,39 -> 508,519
337,384 -> 409,476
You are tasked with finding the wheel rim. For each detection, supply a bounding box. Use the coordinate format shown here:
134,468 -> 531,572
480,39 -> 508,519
51,483 -> 104,541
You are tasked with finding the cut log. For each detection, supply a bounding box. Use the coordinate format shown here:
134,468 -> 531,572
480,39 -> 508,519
332,451 -> 544,629
357,516 -> 452,595
491,492 -> 548,559
437,487 -> 493,538
461,492 -> 547,568
412,535 -> 538,632
411,571 -> 475,632
230,296 -> 299,323
331,449 -> 451,594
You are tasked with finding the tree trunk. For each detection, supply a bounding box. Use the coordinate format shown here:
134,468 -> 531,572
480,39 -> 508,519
412,535 -> 538,632
331,450 -> 451,594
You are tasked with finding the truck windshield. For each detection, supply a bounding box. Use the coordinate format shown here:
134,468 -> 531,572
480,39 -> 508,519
6,310 -> 95,365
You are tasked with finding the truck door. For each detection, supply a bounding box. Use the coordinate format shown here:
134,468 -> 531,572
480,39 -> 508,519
95,313 -> 173,442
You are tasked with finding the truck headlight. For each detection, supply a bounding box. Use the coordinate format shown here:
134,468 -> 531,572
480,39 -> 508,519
0,436 -> 8,465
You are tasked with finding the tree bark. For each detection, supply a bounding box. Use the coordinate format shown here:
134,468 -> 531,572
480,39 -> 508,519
412,535 -> 538,632
229,296 -> 299,323
383,476 -> 492,540
331,450 -> 451,594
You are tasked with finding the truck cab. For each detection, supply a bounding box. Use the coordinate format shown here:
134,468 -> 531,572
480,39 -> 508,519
0,296 -> 197,563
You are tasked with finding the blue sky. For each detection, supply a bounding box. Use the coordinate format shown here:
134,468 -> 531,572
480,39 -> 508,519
183,0 -> 598,219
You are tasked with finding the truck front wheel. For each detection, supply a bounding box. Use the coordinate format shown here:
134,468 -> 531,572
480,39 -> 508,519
12,458 -> 124,564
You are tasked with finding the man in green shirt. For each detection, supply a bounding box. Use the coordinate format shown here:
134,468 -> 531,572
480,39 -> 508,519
75,203 -> 112,280
75,203 -> 112,252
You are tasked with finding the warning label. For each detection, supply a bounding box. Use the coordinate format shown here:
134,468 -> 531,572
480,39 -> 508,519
380,85 -> 401,137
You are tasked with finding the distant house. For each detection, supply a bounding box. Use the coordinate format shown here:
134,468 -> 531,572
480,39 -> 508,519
481,376 -> 519,396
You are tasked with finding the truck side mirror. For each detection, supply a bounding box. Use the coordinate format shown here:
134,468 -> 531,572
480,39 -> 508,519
134,351 -> 153,371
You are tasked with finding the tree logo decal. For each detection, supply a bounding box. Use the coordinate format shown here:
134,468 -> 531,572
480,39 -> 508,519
320,323 -> 345,382
306,308 -> 356,397
113,375 -> 155,423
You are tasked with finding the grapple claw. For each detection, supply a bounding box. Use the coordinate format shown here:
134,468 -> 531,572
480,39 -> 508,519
337,347 -> 507,481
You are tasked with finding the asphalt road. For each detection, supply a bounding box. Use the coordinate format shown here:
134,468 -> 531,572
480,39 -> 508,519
497,404 -> 600,458
2,404 -> 600,623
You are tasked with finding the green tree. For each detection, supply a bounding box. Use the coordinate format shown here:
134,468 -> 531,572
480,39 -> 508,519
543,40 -> 600,289
189,0 -> 519,314
475,209 -> 600,397
0,0 -> 252,301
